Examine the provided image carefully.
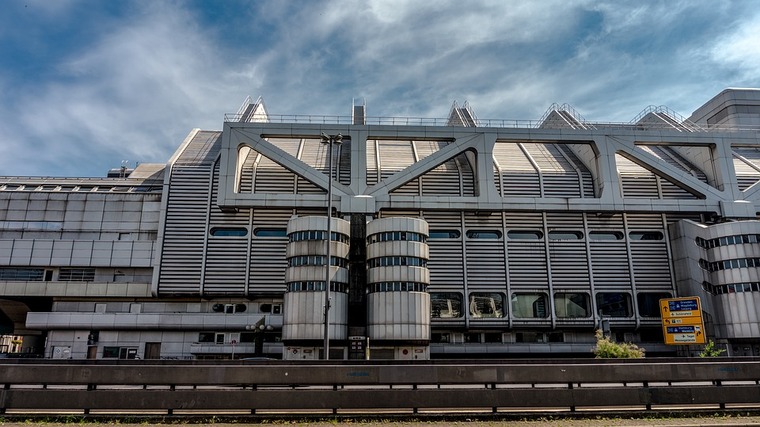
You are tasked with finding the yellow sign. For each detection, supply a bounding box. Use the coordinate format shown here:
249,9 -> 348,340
659,297 -> 706,345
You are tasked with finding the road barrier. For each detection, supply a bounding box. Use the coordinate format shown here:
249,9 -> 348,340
0,359 -> 759,415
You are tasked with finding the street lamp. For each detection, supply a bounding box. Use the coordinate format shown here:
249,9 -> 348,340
320,132 -> 342,360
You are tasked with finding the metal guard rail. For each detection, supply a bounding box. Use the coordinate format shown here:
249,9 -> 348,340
1,359 -> 759,415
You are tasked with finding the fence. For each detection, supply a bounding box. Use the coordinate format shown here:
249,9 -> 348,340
0,359 -> 759,416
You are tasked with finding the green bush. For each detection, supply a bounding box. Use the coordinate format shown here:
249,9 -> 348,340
698,340 -> 726,357
593,329 -> 645,358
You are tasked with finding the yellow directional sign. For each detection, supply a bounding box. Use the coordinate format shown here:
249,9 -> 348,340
659,297 -> 706,345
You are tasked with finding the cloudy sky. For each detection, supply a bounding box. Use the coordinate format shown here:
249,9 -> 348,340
1,0 -> 759,177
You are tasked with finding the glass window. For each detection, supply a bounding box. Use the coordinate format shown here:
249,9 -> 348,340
58,268 -> 96,282
511,293 -> 549,318
554,293 -> 591,318
466,230 -> 502,239
507,230 -> 543,240
548,231 -> 583,240
102,347 -> 120,358
468,292 -> 504,318
210,227 -> 248,237
429,230 -> 461,239
596,293 -> 633,317
589,231 -> 624,241
198,332 -> 215,343
629,231 -> 664,241
431,292 -> 463,318
0,268 -> 45,281
253,228 -> 287,237
636,292 -> 670,317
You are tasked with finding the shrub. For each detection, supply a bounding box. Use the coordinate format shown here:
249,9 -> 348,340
592,329 -> 645,358
698,340 -> 726,357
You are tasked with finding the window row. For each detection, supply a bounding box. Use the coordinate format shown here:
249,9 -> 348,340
209,227 -> 289,237
367,231 -> 427,244
696,234 -> 760,249
366,256 -> 428,268
286,281 -> 349,293
289,230 -> 349,244
0,267 -> 95,282
702,281 -> 760,295
367,282 -> 428,293
431,291 -> 670,319
287,255 -> 348,268
699,257 -> 760,272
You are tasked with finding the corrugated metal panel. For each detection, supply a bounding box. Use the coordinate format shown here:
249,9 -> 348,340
549,242 -> 590,288
158,165 -> 211,294
205,163 -> 249,294
507,242 -> 548,288
249,209 -> 290,294
423,211 -> 464,286
522,143 -> 582,198
379,140 -> 420,195
732,148 -> 760,191
493,142 -> 540,197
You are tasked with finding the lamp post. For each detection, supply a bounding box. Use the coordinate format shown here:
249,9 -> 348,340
320,133 -> 342,360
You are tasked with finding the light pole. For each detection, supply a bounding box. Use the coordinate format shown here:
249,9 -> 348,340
321,133 -> 342,360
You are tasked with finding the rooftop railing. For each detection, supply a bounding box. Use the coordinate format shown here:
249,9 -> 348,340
224,112 -> 760,132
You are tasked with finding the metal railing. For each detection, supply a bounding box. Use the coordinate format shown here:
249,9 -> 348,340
223,112 -> 760,133
0,358 -> 759,416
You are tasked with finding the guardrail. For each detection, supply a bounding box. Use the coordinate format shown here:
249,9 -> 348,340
0,359 -> 759,416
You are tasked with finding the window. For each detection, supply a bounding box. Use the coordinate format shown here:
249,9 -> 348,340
0,268 -> 44,281
289,230 -> 349,244
468,292 -> 504,318
589,231 -> 624,241
629,231 -> 663,241
367,231 -> 427,243
466,230 -> 502,239
198,332 -> 215,343
429,230 -> 461,239
58,268 -> 95,281
548,231 -> 583,240
596,293 -> 633,317
507,230 -> 543,240
637,293 -> 671,317
511,293 -> 549,318
554,293 -> 590,318
103,346 -> 120,358
253,228 -> 287,237
431,292 -> 463,318
210,227 -> 248,237
286,281 -> 349,293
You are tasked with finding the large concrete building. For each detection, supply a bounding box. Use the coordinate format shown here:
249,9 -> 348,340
2,89 -> 760,360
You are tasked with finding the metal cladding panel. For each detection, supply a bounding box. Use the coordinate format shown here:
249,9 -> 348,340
378,140 -> 420,195
367,292 -> 430,340
205,163 -> 249,294
590,241 -> 631,288
507,241 -> 548,288
158,165 -> 212,294
549,242 -> 590,288
732,147 -> 760,191
522,142 -> 584,198
493,142 -> 540,197
422,212 -> 463,286
249,209 -> 289,294
616,152 -> 699,199
282,291 -> 347,340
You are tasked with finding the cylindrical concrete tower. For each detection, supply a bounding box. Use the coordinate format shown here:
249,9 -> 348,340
282,215 -> 350,359
366,217 -> 431,360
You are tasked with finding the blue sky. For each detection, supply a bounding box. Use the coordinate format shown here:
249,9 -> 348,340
1,0 -> 759,177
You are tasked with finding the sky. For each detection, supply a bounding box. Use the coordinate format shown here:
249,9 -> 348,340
1,0 -> 759,177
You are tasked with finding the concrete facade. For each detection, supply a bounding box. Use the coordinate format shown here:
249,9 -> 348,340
3,89 -> 760,359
